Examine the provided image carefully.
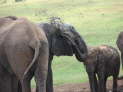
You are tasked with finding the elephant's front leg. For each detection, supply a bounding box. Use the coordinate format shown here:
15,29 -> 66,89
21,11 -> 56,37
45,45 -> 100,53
87,72 -> 97,92
46,62 -> 53,92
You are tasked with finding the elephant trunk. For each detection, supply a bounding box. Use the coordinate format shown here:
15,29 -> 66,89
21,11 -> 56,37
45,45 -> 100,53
73,41 -> 88,62
63,34 -> 88,62
70,36 -> 88,62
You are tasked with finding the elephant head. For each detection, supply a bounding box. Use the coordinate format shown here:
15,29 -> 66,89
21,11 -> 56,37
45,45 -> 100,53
39,17 -> 88,62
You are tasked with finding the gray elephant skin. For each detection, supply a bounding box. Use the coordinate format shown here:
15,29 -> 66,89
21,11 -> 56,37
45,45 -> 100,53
0,17 -> 88,92
0,16 -> 49,92
117,32 -> 123,68
84,45 -> 120,92
116,32 -> 123,80
37,18 -> 88,92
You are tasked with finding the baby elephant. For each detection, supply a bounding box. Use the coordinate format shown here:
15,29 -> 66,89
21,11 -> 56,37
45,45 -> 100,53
84,45 -> 120,92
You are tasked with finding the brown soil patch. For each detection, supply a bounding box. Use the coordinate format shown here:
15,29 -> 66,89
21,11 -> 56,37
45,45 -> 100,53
32,79 -> 123,92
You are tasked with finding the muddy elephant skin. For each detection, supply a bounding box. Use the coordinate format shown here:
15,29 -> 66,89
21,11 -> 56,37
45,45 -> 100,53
84,45 -> 120,92
0,16 -> 49,92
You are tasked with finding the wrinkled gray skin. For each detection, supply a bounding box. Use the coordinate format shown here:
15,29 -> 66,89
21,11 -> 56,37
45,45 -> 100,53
0,16 -> 49,92
3,18 -> 87,92
116,32 -> 123,80
37,21 -> 88,92
117,32 -> 123,68
84,45 -> 120,92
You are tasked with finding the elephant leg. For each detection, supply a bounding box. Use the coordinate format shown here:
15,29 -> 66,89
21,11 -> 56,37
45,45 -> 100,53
0,65 -> 12,92
31,70 -> 52,92
46,61 -> 53,92
20,75 -> 32,92
0,68 -> 19,92
0,75 -> 12,92
121,53 -> 123,68
21,80 -> 31,92
98,76 -> 107,92
94,74 -> 98,92
36,56 -> 53,92
98,73 -> 106,92
113,76 -> 117,92
20,71 -> 33,92
0,76 -> 11,92
35,66 -> 47,92
35,44 -> 49,92
105,77 -> 107,92
18,80 -> 22,92
87,72 -> 97,92
11,75 -> 21,92
35,63 -> 53,92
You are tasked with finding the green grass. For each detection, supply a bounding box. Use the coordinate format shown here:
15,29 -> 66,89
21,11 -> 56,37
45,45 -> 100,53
1,0 -> 123,86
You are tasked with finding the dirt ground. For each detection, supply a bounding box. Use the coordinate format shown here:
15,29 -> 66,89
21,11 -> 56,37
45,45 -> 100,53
32,79 -> 123,92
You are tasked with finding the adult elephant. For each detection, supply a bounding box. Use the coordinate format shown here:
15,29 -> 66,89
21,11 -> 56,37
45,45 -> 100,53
37,17 -> 88,92
0,16 -> 49,92
117,31 -> 123,69
116,32 -> 123,80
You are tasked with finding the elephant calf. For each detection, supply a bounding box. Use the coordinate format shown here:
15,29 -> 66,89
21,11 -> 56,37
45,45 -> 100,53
84,45 -> 120,92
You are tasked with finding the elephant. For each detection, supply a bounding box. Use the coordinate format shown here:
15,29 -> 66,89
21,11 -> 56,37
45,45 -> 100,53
2,17 -> 88,92
116,31 -> 123,80
84,45 -> 120,92
36,17 -> 88,92
0,16 -> 49,92
117,32 -> 123,67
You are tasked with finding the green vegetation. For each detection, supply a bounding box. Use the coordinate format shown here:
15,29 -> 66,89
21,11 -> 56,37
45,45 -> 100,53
0,0 -> 123,87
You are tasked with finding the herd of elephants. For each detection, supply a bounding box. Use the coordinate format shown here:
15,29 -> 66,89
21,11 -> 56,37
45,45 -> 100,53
0,16 -> 123,92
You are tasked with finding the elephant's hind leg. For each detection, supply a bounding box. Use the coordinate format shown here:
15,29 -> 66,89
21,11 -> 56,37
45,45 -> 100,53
112,76 -> 118,92
11,75 -> 21,92
21,79 -> 31,92
18,80 -> 22,92
35,42 -> 49,92
20,70 -> 34,92
46,60 -> 53,92
20,74 -> 33,92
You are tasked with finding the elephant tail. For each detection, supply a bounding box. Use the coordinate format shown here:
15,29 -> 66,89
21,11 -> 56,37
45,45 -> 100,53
23,42 -> 41,78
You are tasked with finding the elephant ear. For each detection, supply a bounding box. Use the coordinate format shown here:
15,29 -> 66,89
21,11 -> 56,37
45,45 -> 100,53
51,35 -> 73,56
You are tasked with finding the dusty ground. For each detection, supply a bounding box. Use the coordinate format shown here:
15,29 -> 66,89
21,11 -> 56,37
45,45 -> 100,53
32,80 -> 123,92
